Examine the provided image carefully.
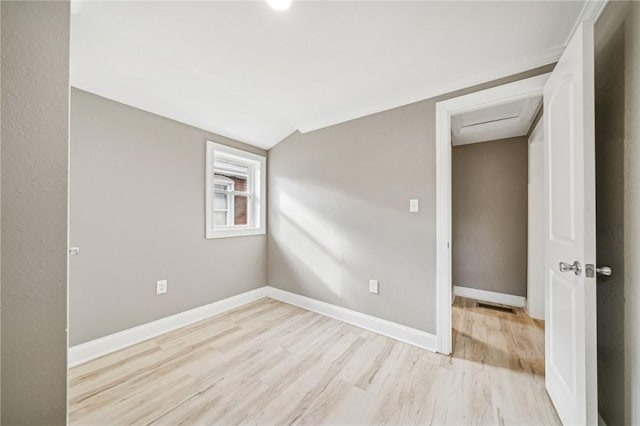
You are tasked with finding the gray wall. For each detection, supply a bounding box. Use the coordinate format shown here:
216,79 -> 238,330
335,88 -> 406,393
1,2 -> 70,424
452,137 -> 528,297
0,4 -> 3,421
594,2 -> 640,424
69,88 -> 267,345
268,65 -> 552,334
595,4 -> 625,424
623,3 -> 640,424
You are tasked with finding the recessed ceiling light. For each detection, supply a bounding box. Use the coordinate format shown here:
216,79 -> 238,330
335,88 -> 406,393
266,0 -> 292,11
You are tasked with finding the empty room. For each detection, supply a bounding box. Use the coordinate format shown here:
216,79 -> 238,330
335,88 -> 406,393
1,0 -> 639,425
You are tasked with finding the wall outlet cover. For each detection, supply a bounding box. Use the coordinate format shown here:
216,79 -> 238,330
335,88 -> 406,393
369,279 -> 379,294
409,199 -> 419,213
156,279 -> 168,295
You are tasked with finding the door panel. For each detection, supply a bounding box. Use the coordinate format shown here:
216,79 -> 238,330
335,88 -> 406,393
549,270 -> 576,393
543,20 -> 597,426
548,79 -> 576,242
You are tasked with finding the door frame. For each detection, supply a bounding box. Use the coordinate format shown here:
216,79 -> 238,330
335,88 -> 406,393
434,74 -> 550,354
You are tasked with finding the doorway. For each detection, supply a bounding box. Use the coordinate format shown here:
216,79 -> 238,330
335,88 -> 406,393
449,85 -> 550,403
434,74 -> 549,354
435,21 -> 600,422
450,100 -> 538,311
450,101 -> 542,362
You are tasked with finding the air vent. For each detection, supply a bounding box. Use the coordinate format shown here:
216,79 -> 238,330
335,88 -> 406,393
475,301 -> 516,314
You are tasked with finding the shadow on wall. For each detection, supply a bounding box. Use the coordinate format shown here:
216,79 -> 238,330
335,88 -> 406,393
272,177 -> 353,299
270,176 -> 424,306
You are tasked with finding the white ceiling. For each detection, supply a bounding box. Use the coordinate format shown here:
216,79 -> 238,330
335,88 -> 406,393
70,1 -> 586,149
451,96 -> 542,146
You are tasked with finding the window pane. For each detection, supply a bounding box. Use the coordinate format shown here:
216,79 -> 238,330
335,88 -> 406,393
233,176 -> 248,192
214,211 -> 227,226
234,195 -> 249,225
214,192 -> 228,210
207,143 -> 265,238
215,174 -> 247,192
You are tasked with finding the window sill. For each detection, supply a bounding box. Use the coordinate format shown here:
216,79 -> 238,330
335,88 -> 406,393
206,227 -> 265,239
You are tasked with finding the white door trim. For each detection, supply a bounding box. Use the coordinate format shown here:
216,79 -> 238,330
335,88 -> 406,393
435,74 -> 549,354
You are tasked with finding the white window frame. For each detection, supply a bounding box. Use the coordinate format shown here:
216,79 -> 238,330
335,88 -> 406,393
212,175 -> 235,227
206,141 -> 266,239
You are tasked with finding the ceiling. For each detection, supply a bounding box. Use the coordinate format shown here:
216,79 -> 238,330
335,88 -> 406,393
70,1 -> 586,149
451,96 -> 542,146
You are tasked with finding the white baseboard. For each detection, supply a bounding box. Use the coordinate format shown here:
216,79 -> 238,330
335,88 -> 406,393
453,285 -> 526,308
69,285 -> 438,367
265,286 -> 437,352
68,287 -> 268,367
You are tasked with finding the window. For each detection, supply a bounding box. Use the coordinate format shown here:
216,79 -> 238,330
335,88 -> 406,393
206,141 -> 266,239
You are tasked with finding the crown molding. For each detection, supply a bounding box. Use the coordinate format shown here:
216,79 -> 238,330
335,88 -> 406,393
296,44 -> 564,134
566,0 -> 609,46
293,1 -> 609,137
71,85 -> 288,151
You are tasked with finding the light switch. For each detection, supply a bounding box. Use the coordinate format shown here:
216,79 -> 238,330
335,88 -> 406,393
409,199 -> 419,213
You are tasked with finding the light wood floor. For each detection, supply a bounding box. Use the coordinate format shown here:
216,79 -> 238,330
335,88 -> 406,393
69,297 -> 560,425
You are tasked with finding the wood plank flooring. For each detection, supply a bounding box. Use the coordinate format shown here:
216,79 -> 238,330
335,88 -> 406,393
69,297 -> 560,425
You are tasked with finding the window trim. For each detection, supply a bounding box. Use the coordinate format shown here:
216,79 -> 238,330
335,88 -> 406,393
212,175 -> 235,227
206,141 -> 266,239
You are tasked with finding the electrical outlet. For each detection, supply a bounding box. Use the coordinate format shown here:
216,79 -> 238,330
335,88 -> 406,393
156,279 -> 168,295
369,279 -> 379,295
409,199 -> 419,213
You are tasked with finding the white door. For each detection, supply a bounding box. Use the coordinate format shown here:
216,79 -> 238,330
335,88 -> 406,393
543,21 -> 597,426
